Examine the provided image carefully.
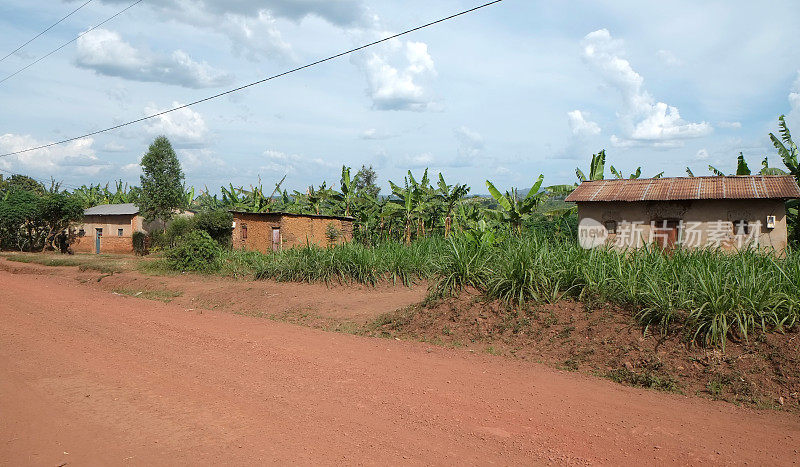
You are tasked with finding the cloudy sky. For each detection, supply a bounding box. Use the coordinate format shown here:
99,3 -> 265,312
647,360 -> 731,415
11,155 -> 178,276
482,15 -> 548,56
1,0 -> 799,193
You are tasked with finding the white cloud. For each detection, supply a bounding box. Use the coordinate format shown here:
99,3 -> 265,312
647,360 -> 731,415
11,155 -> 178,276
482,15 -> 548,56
0,134 -> 108,176
260,149 -> 335,175
76,29 -> 233,88
360,128 -> 395,140
656,49 -> 681,66
567,110 -> 601,136
101,142 -> 127,152
454,126 -> 484,166
695,148 -> 709,160
143,102 -> 209,144
359,40 -> 437,111
98,0 -> 366,60
582,29 -> 712,146
179,149 -> 226,174
717,121 -> 742,129
789,71 -> 800,123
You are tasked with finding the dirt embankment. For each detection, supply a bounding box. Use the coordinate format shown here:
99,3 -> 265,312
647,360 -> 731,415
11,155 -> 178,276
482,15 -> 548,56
2,264 -> 800,465
369,293 -> 800,412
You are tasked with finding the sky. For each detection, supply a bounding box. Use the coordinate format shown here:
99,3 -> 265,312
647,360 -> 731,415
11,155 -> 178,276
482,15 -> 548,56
0,0 -> 799,194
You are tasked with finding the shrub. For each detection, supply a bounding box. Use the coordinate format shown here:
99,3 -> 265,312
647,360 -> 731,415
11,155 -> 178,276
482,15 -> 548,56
132,231 -> 148,255
148,229 -> 167,252
165,230 -> 221,272
325,222 -> 342,245
165,216 -> 194,248
192,210 -> 233,247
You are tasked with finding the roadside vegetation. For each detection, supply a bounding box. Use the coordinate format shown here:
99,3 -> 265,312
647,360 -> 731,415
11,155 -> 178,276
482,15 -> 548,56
1,116 -> 799,352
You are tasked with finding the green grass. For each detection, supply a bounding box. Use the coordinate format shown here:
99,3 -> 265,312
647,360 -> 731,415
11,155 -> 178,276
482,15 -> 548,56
111,288 -> 183,302
2,253 -> 125,274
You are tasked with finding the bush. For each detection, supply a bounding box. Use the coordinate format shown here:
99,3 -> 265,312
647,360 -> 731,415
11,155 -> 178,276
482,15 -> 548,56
165,216 -> 194,248
192,210 -> 233,247
165,230 -> 221,272
148,229 -> 167,252
132,231 -> 148,255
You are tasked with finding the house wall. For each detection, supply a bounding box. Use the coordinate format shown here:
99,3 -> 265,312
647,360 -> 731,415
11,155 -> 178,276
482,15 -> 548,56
576,199 -> 789,254
231,213 -> 281,253
231,213 -> 354,253
71,214 -> 137,254
279,216 -> 353,249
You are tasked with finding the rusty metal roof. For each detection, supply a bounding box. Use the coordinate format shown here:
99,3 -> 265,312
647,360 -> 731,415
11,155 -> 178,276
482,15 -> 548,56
229,210 -> 354,221
564,175 -> 800,202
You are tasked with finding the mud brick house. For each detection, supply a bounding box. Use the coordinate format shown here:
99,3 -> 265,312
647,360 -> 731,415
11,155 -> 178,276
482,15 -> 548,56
71,203 -> 143,254
72,204 -> 193,254
565,175 -> 800,255
230,211 -> 354,253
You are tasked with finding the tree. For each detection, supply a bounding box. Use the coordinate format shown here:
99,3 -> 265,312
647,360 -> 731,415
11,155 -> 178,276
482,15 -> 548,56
37,192 -> 83,250
435,173 -> 469,237
0,189 -> 41,251
0,174 -> 45,196
138,136 -> 185,228
485,174 -> 546,235
354,165 -> 380,198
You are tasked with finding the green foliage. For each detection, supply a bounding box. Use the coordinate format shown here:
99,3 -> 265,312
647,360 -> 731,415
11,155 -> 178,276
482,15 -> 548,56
132,231 -> 148,255
0,174 -> 45,196
72,180 -> 140,208
139,136 -> 185,226
354,164 -> 380,198
165,230 -> 221,272
164,216 -> 194,248
485,174 -> 545,234
736,153 -> 751,175
325,222 -> 342,244
192,210 -> 233,247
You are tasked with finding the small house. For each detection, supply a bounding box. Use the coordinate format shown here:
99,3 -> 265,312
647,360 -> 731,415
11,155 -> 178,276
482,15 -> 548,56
230,211 -> 354,253
565,175 -> 800,254
71,203 -> 143,254
72,203 -> 193,254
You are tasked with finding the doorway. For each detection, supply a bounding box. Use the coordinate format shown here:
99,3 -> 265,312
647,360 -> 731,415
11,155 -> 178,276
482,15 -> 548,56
271,227 -> 280,252
95,228 -> 103,254
651,219 -> 680,250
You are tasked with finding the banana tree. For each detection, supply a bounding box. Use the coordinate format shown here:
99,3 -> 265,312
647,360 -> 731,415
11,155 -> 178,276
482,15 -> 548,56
610,165 -> 641,179
485,174 -> 545,234
333,165 -> 356,216
576,150 -> 606,182
769,115 -> 799,243
435,173 -> 470,237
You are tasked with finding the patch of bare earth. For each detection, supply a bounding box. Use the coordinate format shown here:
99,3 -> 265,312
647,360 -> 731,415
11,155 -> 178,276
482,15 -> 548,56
2,264 -> 800,464
368,291 -> 800,412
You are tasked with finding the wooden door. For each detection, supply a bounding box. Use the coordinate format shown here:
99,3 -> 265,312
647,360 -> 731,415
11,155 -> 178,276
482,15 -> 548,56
95,228 -> 103,254
652,220 -> 679,250
271,228 -> 280,252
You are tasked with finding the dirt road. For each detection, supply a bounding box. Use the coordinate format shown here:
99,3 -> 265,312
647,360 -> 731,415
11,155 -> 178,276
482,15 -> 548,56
1,268 -> 799,465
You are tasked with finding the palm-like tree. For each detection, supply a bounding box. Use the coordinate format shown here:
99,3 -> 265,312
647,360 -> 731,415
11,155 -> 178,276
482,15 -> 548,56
436,173 -> 470,237
485,174 -> 545,234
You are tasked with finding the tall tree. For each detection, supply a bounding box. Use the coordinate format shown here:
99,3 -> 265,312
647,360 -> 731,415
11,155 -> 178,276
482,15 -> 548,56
354,165 -> 380,198
138,136 -> 185,228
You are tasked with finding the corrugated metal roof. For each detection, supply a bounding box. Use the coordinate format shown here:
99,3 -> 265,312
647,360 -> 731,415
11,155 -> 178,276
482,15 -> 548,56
229,210 -> 354,221
564,175 -> 800,202
84,203 -> 139,216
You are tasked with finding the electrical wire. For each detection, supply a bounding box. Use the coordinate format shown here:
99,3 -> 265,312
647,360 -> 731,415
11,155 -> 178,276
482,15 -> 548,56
0,0 -> 94,63
0,0 -> 142,85
0,0 -> 504,159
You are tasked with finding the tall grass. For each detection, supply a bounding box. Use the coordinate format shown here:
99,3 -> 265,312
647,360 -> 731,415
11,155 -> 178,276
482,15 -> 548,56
250,237 -> 443,286
172,230 -> 799,348
432,234 -> 800,347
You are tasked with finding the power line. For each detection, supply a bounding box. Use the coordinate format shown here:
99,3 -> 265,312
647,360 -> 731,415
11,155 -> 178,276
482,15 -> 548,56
0,166 -> 83,190
0,0 -> 94,63
0,0 -> 505,159
0,0 -> 142,85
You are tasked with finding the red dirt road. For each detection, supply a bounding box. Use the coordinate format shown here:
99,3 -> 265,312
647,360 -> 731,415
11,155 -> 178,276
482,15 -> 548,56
1,269 -> 799,465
